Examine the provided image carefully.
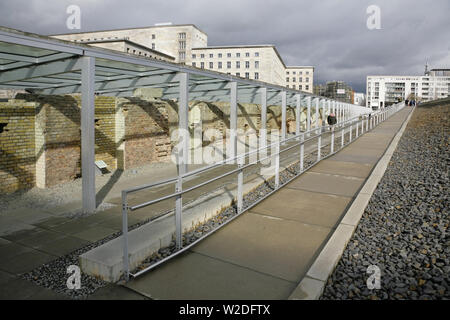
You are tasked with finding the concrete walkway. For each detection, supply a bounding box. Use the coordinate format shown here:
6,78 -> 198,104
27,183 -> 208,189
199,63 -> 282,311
122,107 -> 413,299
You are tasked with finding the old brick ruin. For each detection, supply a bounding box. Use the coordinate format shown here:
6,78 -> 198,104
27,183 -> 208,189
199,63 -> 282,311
0,93 -> 311,194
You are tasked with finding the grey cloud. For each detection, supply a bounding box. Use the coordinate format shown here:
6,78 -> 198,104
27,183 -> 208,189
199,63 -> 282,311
0,0 -> 449,92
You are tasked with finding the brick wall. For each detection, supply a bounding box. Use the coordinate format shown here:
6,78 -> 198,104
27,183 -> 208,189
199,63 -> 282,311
117,97 -> 171,169
0,100 -> 37,193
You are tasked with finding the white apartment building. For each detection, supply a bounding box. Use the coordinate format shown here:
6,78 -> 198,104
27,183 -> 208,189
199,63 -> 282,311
190,45 -> 285,86
367,69 -> 450,109
51,24 -> 207,63
285,66 -> 314,93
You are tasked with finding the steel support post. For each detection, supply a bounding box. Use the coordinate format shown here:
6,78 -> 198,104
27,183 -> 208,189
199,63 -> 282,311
300,134 -> 304,172
122,191 -> 129,281
275,140 -> 280,189
307,96 -> 311,136
317,134 -> 321,161
281,90 -> 287,142
295,94 -> 301,139
341,125 -> 344,147
230,81 -> 238,159
175,72 -> 189,250
81,56 -> 96,214
260,87 -> 267,150
315,97 -> 319,134
331,127 -> 335,153
237,163 -> 243,214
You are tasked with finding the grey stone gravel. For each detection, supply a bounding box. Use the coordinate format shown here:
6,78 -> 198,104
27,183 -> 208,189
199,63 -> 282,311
321,105 -> 449,300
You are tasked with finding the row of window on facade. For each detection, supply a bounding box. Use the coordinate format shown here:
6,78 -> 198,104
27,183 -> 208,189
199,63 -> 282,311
192,61 -> 260,69
286,84 -> 310,90
286,71 -> 310,75
192,52 -> 260,59
286,77 -> 310,83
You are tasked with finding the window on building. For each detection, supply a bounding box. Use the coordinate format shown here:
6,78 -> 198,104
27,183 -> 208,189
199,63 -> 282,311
255,52 -> 259,57
299,77 -> 302,82
152,43 -> 155,50
292,77 -> 296,82
236,53 -> 240,57
218,62 -> 222,69
299,71 -> 303,75
245,52 -> 250,57
286,77 -> 289,82
227,61 -> 231,69
299,85 -> 302,90
245,72 -> 250,79
245,61 -> 250,69
192,62 -> 196,67
255,61 -> 259,69
306,77 -> 309,82
179,32 -> 186,39
179,41 -> 186,50
306,71 -> 309,75
200,62 -> 204,69
227,53 -> 232,57
287,71 -> 290,75
236,61 -> 240,69
200,54 -> 205,58
236,72 -> 240,77
255,72 -> 259,80
293,71 -> 296,75
192,54 -> 196,59
152,34 -> 155,39
209,54 -> 213,58
209,62 -> 213,69
179,52 -> 185,61
306,85 -> 309,90
218,53 -> 222,58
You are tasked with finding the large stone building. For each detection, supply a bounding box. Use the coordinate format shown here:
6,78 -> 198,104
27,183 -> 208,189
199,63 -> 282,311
190,45 -> 285,86
51,24 -> 315,92
285,66 -> 314,93
366,68 -> 450,109
51,24 -> 207,63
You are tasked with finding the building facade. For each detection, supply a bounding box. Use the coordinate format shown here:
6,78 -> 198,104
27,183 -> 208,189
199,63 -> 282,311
190,45 -> 285,86
366,69 -> 450,109
52,24 -> 315,92
285,66 -> 314,93
51,24 -> 207,63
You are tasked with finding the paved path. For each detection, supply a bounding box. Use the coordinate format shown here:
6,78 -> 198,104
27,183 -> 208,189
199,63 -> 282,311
122,107 -> 413,299
0,123 -> 333,299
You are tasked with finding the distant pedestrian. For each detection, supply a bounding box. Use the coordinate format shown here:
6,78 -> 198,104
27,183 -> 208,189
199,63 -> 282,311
327,112 -> 337,131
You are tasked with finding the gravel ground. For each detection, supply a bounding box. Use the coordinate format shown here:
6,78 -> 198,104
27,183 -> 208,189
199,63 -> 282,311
0,162 -> 175,214
321,105 -> 449,300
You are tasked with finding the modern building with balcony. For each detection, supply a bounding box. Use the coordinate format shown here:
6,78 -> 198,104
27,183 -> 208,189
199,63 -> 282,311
366,69 -> 450,109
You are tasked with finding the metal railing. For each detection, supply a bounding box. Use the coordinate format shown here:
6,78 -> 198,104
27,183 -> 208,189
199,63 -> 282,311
121,102 -> 406,280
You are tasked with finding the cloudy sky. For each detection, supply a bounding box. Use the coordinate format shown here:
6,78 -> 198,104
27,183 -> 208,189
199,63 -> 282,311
0,0 -> 449,92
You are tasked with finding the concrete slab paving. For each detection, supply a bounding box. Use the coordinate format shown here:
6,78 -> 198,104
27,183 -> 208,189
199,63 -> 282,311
309,160 -> 373,178
0,249 -> 57,275
33,235 -> 91,256
286,172 -> 365,197
125,251 -> 296,300
191,212 -> 331,282
72,226 -> 118,242
0,217 -> 35,237
250,188 -> 351,228
87,284 -> 148,300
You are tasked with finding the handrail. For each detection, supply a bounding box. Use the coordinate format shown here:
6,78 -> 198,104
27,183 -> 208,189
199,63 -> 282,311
120,101 -> 406,281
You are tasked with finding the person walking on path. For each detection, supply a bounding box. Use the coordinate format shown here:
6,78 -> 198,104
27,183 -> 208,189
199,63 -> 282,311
327,112 -> 337,131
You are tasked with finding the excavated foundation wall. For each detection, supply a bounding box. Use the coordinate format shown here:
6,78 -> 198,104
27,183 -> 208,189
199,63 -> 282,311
0,93 -> 318,194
